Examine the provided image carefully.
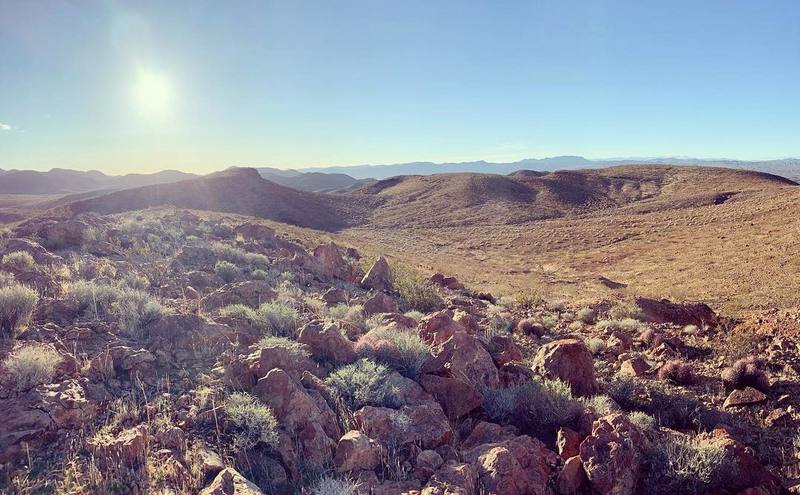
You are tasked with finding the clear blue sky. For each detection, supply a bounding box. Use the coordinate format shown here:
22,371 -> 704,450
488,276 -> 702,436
1,0 -> 798,173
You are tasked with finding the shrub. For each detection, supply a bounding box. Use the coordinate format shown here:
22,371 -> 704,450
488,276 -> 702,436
582,394 -> 618,416
215,260 -> 239,283
355,327 -> 431,378
516,290 -> 546,309
211,242 -> 269,269
250,269 -> 270,281
576,307 -> 597,324
597,318 -> 644,333
393,266 -> 442,312
115,288 -> 165,337
257,302 -> 298,337
67,280 -> 122,318
2,344 -> 61,391
516,318 -> 546,337
658,360 -> 697,386
629,411 -> 656,432
2,251 -> 35,271
311,476 -> 357,495
644,382 -> 703,430
682,324 -> 699,335
224,392 -> 279,450
120,273 -> 149,291
607,302 -> 644,321
721,356 -> 769,392
404,310 -> 424,321
0,271 -> 15,287
254,336 -> 311,360
606,374 -> 640,410
0,284 -> 38,338
324,358 -> 398,410
484,377 -> 582,435
586,337 -> 606,355
643,434 -> 737,493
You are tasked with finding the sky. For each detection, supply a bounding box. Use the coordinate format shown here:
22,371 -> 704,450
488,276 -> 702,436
1,0 -> 798,174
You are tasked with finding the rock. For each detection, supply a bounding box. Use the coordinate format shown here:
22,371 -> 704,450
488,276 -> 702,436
531,339 -> 597,396
765,408 -> 792,428
156,425 -> 185,450
557,456 -> 587,494
334,430 -> 383,472
619,356 -> 649,377
247,342 -> 318,381
635,297 -> 718,327
363,292 -> 400,316
297,320 -> 356,365
361,256 -> 393,291
355,403 -> 454,450
234,223 -> 275,242
4,238 -> 63,265
557,427 -> 582,460
462,435 -> 559,495
421,460 -> 477,495
724,387 -> 767,409
418,311 -> 465,345
696,429 -> 785,493
202,281 -> 276,311
430,273 -> 465,291
423,332 -> 499,389
420,374 -> 483,419
313,242 -> 360,282
461,422 -> 519,450
417,449 -> 445,480
199,467 -> 265,495
90,425 -> 148,467
196,446 -> 226,478
579,414 -> 642,495
485,334 -> 523,366
322,287 -> 347,305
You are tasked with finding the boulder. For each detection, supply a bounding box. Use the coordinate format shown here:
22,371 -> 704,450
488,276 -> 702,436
485,334 -> 523,366
531,339 -> 597,396
557,456 -> 588,494
313,242 -> 360,282
202,281 -> 276,311
322,287 -> 347,305
355,403 -> 454,450
619,356 -> 649,377
462,435 -> 559,495
724,387 -> 767,409
461,422 -> 519,450
579,414 -> 642,495
297,320 -> 356,365
363,292 -> 400,316
635,297 -> 718,327
418,311 -> 465,345
421,460 -> 477,495
361,256 -> 393,291
557,427 -> 582,460
420,374 -> 483,419
334,430 -> 383,472
422,332 -> 499,389
199,467 -> 265,495
4,238 -> 62,265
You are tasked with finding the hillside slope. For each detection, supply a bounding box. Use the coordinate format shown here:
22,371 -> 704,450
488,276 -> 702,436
0,168 -> 197,194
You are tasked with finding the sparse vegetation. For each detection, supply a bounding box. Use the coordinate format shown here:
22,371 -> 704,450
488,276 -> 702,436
586,337 -> 606,355
2,251 -> 36,271
658,360 -> 697,386
257,301 -> 299,337
324,358 -> 398,410
254,335 -> 310,359
597,318 -> 644,333
607,302 -> 644,321
2,344 -> 61,391
214,260 -> 239,282
721,356 -> 770,392
393,265 -> 442,312
643,434 -> 736,493
0,283 -> 39,338
224,392 -> 280,450
311,476 -> 357,495
484,377 -> 581,434
355,327 -> 430,378
576,307 -> 597,324
115,288 -> 166,337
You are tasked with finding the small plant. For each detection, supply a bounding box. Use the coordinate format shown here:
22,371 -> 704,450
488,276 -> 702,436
2,344 -> 61,391
516,290 -> 546,309
586,337 -> 606,355
215,260 -> 239,283
0,271 -> 15,287
355,327 -> 431,378
576,307 -> 597,324
250,269 -> 271,281
311,476 -> 357,495
682,324 -> 699,335
607,302 -> 644,321
254,336 -> 311,360
115,288 -> 165,337
638,327 -> 664,347
658,360 -> 697,386
582,394 -> 617,416
629,411 -> 656,432
2,251 -> 36,271
643,434 -> 736,493
484,377 -> 582,434
324,358 -> 398,410
211,242 -> 269,269
597,318 -> 644,333
67,280 -> 122,319
515,317 -> 546,337
120,273 -> 149,291
393,265 -> 442,312
224,392 -> 279,450
403,310 -> 424,321
606,374 -> 640,410
0,283 -> 39,338
720,356 -> 769,392
257,301 -> 299,337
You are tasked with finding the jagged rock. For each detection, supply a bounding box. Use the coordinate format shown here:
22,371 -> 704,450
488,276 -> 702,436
418,310 -> 465,345
531,339 -> 597,396
423,332 -> 499,389
202,281 -> 276,311
421,460 -> 477,495
462,435 -> 559,495
557,456 -> 588,494
334,430 -> 383,472
297,320 -> 356,365
485,334 -> 523,366
461,422 -> 519,450
90,425 -> 148,467
361,256 -> 393,291
199,467 -> 265,495
363,292 -> 400,316
619,356 -> 649,377
557,427 -> 582,460
420,374 -> 482,419
724,387 -> 767,409
196,446 -> 225,478
635,297 -> 718,327
312,242 -> 360,282
355,402 -> 454,450
417,449 -> 445,480
579,414 -> 642,495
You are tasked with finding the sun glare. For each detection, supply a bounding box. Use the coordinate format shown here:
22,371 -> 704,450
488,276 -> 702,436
133,68 -> 174,119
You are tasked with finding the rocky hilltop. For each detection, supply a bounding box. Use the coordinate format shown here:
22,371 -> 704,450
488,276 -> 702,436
0,208 -> 796,494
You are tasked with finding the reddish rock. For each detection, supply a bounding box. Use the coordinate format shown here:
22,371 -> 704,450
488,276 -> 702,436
421,460 -> 477,495
557,455 -> 587,494
361,256 -> 393,291
420,374 -> 483,419
297,320 -> 356,365
635,297 -> 718,327
202,280 -> 276,311
363,292 -> 400,316
461,422 -> 519,450
417,449 -> 445,480
485,334 -> 523,366
724,387 -> 767,409
418,310 -> 465,345
697,429 -> 785,493
322,287 -> 347,305
334,430 -> 383,472
462,435 -> 559,495
355,403 -> 454,450
313,241 -> 358,281
619,356 -> 649,377
90,425 -> 148,467
199,467 -> 265,495
531,339 -> 597,396
579,414 -> 643,495
423,332 -> 499,390
557,427 -> 582,460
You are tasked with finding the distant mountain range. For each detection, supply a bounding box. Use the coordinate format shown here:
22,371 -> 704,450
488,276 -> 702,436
1,157 -> 798,195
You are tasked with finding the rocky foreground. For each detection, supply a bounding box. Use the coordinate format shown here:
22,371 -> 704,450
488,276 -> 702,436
0,208 -> 797,494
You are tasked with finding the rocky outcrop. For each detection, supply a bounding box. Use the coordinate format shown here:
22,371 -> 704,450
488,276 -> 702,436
462,435 -> 559,495
361,256 -> 393,291
297,320 -> 356,365
579,414 -> 642,495
635,297 -> 718,327
531,339 -> 597,396
202,281 -> 276,311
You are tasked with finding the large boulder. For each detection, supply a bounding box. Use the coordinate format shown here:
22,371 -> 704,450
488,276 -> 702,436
297,320 -> 356,365
202,281 -> 276,311
423,332 -> 499,389
462,435 -> 559,495
579,414 -> 642,495
635,297 -> 718,327
361,256 -> 393,291
334,430 -> 383,473
199,467 -> 265,495
355,402 -> 454,450
420,374 -> 482,419
363,292 -> 400,316
312,242 -> 361,282
531,339 -> 597,396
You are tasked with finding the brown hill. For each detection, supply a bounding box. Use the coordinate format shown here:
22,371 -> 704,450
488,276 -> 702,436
66,168 -> 375,231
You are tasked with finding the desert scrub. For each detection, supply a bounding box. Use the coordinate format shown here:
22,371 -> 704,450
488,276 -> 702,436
311,476 -> 357,495
254,336 -> 311,360
224,392 -> 279,449
257,301 -> 299,337
0,283 -> 39,338
658,360 -> 697,386
483,377 -> 581,435
597,318 -> 644,333
2,251 -> 36,271
211,242 -> 269,270
327,304 -> 366,331
115,288 -> 166,337
607,302 -> 644,320
0,271 -> 16,287
2,344 -> 61,391
576,307 -> 597,324
355,327 -> 431,378
392,264 -> 442,313
606,374 -> 641,410
642,434 -> 736,493
516,290 -> 546,310
721,356 -> 769,392
325,358 -> 399,410
582,394 -> 618,416
214,260 -> 239,283
629,411 -> 656,432
586,337 -> 606,355
67,280 -> 123,318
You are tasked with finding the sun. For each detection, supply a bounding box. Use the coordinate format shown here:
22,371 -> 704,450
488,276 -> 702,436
132,68 -> 174,119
